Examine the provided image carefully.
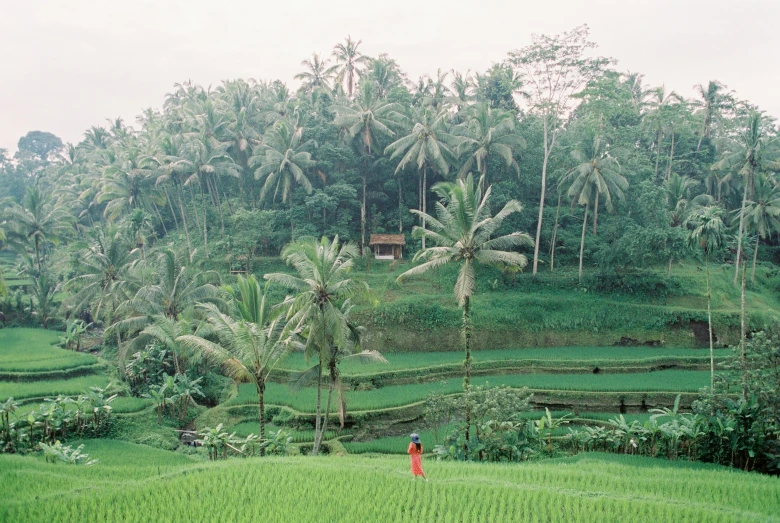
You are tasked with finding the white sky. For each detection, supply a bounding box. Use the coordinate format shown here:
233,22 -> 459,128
1,0 -> 778,154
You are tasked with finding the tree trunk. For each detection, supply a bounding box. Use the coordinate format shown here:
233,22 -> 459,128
667,256 -> 673,278
163,186 -> 179,229
210,177 -> 226,238
734,172 -> 750,284
533,118 -> 554,276
151,200 -> 168,235
740,254 -> 747,400
578,202 -> 589,283
398,179 -> 403,233
592,194 -> 599,235
361,174 -> 367,254
667,127 -> 675,181
549,193 -> 562,272
654,131 -> 662,181
317,357 -> 337,451
175,185 -> 193,260
463,295 -> 472,458
751,235 -> 759,283
256,381 -> 266,457
706,252 -> 714,391
200,186 -> 210,259
311,351 -> 323,456
189,183 -> 202,235
421,166 -> 427,250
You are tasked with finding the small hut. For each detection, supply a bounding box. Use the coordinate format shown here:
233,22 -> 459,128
369,234 -> 405,260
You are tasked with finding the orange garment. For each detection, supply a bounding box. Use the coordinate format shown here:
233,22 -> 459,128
407,442 -> 425,476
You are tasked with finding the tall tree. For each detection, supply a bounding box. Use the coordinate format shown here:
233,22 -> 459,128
693,80 -> 728,151
455,103 -> 525,189
686,206 -> 726,390
384,106 -> 457,246
397,173 -> 531,454
508,25 -> 611,275
712,111 -> 780,283
178,276 -> 299,453
251,121 -> 316,207
560,135 -> 628,282
741,173 -> 780,282
332,83 -> 403,251
331,36 -> 368,98
265,236 -> 365,455
295,53 -> 334,93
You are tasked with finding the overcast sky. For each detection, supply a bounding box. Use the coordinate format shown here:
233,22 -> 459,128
1,0 -> 778,154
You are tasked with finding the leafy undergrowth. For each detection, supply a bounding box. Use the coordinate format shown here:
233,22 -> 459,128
1,441 -> 777,522
227,370 -> 710,413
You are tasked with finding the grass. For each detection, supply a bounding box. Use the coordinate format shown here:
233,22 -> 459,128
277,346 -> 722,375
0,328 -> 97,372
227,421 -> 344,443
227,370 -> 710,413
1,443 -> 777,522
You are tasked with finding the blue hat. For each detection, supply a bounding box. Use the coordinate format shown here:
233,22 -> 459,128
410,433 -> 420,443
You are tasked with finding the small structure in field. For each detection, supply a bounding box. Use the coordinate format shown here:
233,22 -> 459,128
369,234 -> 405,260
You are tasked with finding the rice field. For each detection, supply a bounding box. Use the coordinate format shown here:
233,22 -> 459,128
0,374 -> 111,402
0,328 -> 97,372
1,441 -> 777,522
228,370 -> 710,413
277,346 -> 720,375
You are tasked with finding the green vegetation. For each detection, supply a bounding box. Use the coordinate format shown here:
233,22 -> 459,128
0,328 -> 96,372
1,444 -> 778,522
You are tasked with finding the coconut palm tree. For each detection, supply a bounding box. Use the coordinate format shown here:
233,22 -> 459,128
686,206 -> 726,390
5,185 -> 73,275
65,225 -> 137,344
295,53 -> 334,94
265,236 -> 366,455
454,103 -> 525,189
560,135 -> 628,282
693,80 -> 728,151
740,173 -> 780,281
250,121 -> 316,210
177,276 -> 300,454
666,173 -> 714,275
384,106 -> 458,246
397,173 -> 532,452
331,36 -> 369,98
96,146 -> 165,223
711,111 -> 780,283
332,83 -> 403,251
643,86 -> 683,180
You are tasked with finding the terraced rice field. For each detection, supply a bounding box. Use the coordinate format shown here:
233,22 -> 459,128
0,328 -> 108,402
227,370 -> 710,413
1,441 -> 777,522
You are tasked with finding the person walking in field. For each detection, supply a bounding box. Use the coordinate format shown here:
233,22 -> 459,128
407,433 -> 427,481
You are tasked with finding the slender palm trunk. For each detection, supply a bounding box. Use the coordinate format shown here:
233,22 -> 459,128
734,173 -> 750,284
592,194 -> 599,235
550,193 -> 562,272
751,235 -> 759,283
361,173 -> 367,254
318,357 -> 337,450
164,186 -> 179,229
532,118 -> 553,275
706,252 -> 714,390
34,237 -> 42,276
398,179 -> 403,233
463,295 -> 472,457
175,185 -> 193,259
151,200 -> 168,235
654,131 -> 662,180
740,255 -> 747,400
578,202 -> 589,283
421,166 -> 427,249
189,184 -> 202,235
311,351 -> 323,456
200,186 -> 210,259
256,381 -> 266,457
667,128 -> 675,181
210,177 -> 226,238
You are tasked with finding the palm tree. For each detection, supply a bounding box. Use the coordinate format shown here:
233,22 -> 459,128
740,173 -> 780,281
693,80 -> 728,151
643,86 -> 683,180
250,121 -> 316,214
5,185 -> 73,275
455,103 -> 525,189
265,236 -> 365,455
712,111 -> 780,283
295,53 -> 334,93
331,36 -> 368,98
177,276 -> 299,454
65,225 -> 137,345
96,146 -> 165,223
384,106 -> 458,246
686,206 -> 726,390
666,173 -> 714,275
365,54 -> 404,99
397,173 -> 532,452
332,83 -> 403,251
560,135 -> 628,282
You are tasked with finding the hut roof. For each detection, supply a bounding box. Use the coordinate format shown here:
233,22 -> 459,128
369,234 -> 406,246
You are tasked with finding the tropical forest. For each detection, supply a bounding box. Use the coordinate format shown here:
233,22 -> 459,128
1,25 -> 779,522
